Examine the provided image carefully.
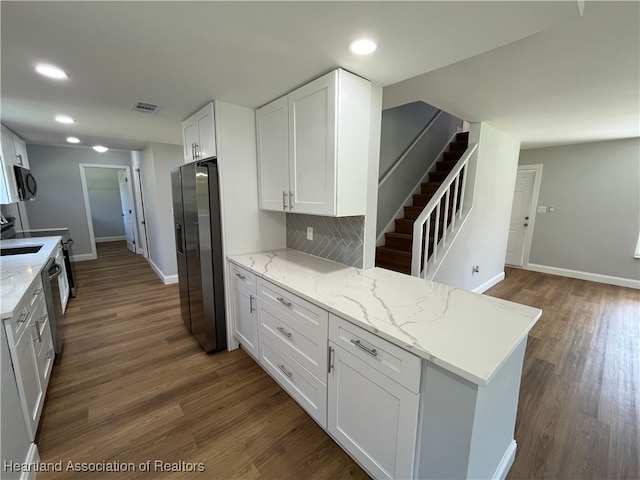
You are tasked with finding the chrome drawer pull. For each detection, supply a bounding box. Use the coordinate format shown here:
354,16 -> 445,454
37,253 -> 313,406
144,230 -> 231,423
277,297 -> 292,308
276,326 -> 292,339
235,272 -> 246,280
17,312 -> 28,324
278,364 -> 292,378
350,339 -> 377,357
249,294 -> 255,314
328,346 -> 334,373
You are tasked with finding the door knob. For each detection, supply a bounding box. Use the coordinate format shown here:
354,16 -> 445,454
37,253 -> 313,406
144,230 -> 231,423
524,223 -> 529,227
525,216 -> 529,220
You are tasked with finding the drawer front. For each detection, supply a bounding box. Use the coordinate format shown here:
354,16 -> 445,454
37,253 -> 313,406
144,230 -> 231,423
257,278 -> 328,337
9,303 -> 29,338
329,314 -> 422,393
260,334 -> 327,428
230,263 -> 256,293
27,277 -> 44,308
258,299 -> 327,381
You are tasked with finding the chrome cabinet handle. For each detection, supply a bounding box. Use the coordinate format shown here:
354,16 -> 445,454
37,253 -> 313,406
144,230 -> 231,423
16,154 -> 23,166
278,364 -> 292,378
249,294 -> 255,314
277,297 -> 292,308
289,191 -> 294,210
350,339 -> 377,357
32,323 -> 42,343
328,346 -> 334,373
282,191 -> 287,210
33,288 -> 43,296
191,143 -> 195,159
17,312 -> 28,324
194,143 -> 199,159
276,326 -> 292,339
235,273 -> 246,280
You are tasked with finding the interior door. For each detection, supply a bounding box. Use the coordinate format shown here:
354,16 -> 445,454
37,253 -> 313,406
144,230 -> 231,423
117,170 -> 136,253
506,168 -> 536,266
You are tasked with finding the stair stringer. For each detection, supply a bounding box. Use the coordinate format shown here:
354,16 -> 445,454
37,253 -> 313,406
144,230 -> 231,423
376,130 -> 460,247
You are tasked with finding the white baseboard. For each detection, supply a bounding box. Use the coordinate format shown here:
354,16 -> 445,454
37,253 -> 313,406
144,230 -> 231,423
472,272 -> 505,293
95,236 -> 126,243
147,257 -> 178,285
70,253 -> 97,262
20,443 -> 40,480
492,439 -> 516,480
525,263 -> 640,289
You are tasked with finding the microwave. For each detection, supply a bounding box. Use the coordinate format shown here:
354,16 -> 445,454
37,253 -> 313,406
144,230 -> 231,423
14,165 -> 37,201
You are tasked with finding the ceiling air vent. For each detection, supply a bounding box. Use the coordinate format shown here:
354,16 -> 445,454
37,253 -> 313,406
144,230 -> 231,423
131,101 -> 161,114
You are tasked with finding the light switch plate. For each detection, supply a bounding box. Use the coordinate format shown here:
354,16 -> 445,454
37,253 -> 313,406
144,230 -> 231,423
537,206 -> 547,214
306,227 -> 313,241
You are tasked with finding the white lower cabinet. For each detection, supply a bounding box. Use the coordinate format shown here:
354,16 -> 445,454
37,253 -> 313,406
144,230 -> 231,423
229,265 -> 258,358
327,314 -> 420,480
3,278 -> 55,441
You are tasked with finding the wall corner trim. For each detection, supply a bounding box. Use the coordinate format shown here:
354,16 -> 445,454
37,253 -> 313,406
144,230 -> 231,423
147,257 -> 178,285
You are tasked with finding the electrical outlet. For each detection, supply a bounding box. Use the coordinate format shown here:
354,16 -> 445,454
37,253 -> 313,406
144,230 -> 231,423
306,227 -> 313,241
537,206 -> 547,214
472,265 -> 480,275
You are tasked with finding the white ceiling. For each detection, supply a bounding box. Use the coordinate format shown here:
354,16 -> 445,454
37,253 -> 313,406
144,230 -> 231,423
1,1 -> 635,153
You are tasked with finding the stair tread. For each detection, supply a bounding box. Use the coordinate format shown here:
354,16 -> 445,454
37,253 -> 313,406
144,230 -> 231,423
386,232 -> 412,239
376,246 -> 411,257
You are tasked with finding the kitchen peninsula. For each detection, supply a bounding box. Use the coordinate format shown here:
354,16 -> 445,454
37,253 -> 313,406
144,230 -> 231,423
228,249 -> 541,480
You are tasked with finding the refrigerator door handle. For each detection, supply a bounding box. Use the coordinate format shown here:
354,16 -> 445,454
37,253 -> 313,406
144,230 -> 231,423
175,223 -> 185,255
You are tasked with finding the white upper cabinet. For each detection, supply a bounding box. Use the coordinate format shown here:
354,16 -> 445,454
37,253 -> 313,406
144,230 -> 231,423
1,124 -> 30,204
182,102 -> 217,163
256,69 -> 372,217
256,97 -> 290,211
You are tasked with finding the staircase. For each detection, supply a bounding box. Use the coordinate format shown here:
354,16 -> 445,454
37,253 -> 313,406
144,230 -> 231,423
376,131 -> 469,275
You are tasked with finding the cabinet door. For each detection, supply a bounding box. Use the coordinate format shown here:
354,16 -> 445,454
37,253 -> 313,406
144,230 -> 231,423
12,324 -> 43,440
55,248 -> 69,312
12,135 -> 29,168
35,317 -> 54,387
288,71 -> 337,216
0,127 -> 19,203
231,284 -> 258,358
182,117 -> 198,163
328,342 -> 419,480
256,97 -> 290,211
195,103 -> 216,160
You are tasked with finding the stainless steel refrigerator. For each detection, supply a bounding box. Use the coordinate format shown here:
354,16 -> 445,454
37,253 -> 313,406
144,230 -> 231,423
171,160 -> 226,353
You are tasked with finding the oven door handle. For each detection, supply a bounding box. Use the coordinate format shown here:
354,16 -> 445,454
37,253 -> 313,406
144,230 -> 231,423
48,263 -> 62,280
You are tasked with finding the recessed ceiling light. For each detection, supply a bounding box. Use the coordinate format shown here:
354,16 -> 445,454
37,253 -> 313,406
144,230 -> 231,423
35,63 -> 68,80
66,137 -> 80,144
348,38 -> 377,55
93,145 -> 108,153
55,115 -> 75,124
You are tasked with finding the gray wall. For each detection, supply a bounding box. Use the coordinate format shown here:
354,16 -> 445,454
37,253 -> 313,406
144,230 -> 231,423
24,145 -> 132,258
84,167 -> 125,239
140,142 -> 181,281
379,101 -> 440,179
377,110 -> 461,238
519,138 -> 640,281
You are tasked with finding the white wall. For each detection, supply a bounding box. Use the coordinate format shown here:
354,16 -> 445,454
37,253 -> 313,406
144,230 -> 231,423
84,167 -> 125,240
433,123 -> 520,292
139,142 -> 181,283
519,138 -> 640,284
24,145 -> 132,259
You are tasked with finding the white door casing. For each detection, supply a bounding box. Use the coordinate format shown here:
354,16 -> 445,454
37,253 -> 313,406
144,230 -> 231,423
118,170 -> 136,253
506,165 -> 543,267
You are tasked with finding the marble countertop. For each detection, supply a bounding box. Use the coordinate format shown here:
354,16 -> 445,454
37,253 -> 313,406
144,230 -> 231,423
1,236 -> 62,319
228,249 -> 541,386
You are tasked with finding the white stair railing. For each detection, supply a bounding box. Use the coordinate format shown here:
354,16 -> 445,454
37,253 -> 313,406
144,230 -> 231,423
411,143 -> 478,278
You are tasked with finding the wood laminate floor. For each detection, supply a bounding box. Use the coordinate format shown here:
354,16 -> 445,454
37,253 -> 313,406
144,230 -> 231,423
35,242 -> 639,479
